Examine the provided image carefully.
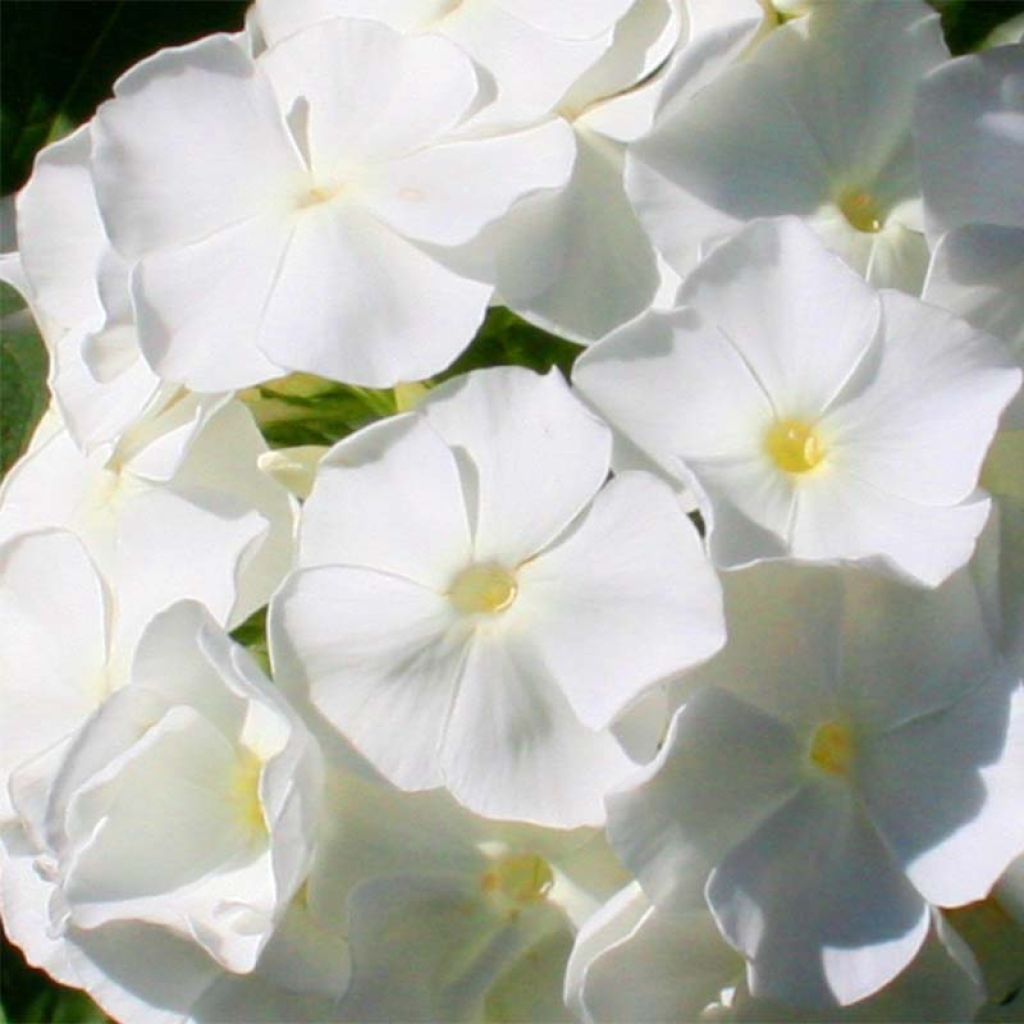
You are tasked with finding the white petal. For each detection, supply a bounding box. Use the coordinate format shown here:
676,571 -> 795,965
261,18 -> 478,168
570,889 -> 743,1024
301,413 -> 472,589
573,305 -> 775,473
270,565 -> 463,791
132,212 -> 291,390
678,562 -> 846,727
493,131 -> 659,343
16,125 -> 107,333
0,530 -> 109,819
497,0 -> 635,40
421,367 -> 611,564
257,204 -> 491,387
916,46 -> 1024,239
859,672 -> 1024,908
606,687 -> 803,915
708,785 -> 931,1008
923,223 -> 1024,358
677,218 -> 882,415
442,627 -> 634,827
792,468 -> 992,588
92,34 -> 303,258
339,872 -> 561,1022
361,119 -> 575,248
820,290 -> 1021,507
516,471 -> 724,730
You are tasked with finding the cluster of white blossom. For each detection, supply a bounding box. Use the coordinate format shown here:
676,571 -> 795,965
1,0 -> 1023,1021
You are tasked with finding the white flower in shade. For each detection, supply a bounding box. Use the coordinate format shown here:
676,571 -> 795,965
271,366 -> 725,827
488,0 -> 765,343
607,561 -> 1024,1008
0,125 -> 168,452
573,218 -> 1021,585
625,0 -> 949,293
0,397 -> 296,669
916,46 -> 1024,407
90,19 -> 574,391
565,883 -> 985,1023
250,0 -> 637,130
4,600 -> 323,976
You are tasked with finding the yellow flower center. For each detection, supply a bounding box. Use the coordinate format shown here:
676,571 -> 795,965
837,188 -> 884,233
449,563 -> 518,615
231,750 -> 268,837
764,419 -> 828,474
808,720 -> 854,776
480,853 -> 554,908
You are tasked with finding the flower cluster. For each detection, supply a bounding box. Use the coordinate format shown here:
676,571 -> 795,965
1,1 -> 1023,1021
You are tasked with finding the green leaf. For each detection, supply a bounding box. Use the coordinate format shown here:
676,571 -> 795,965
0,287 -> 49,476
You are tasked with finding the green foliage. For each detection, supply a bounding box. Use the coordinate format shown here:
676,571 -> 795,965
0,286 -> 48,475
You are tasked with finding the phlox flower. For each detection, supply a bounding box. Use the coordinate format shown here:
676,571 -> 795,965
250,0 -> 637,129
625,0 -> 949,293
90,19 -> 574,391
0,125 -> 166,452
607,561 -> 1024,1008
1,600 -> 323,982
917,44 -> 1024,404
564,882 -> 984,1023
573,217 -> 1021,585
0,397 -> 295,668
271,366 -> 725,827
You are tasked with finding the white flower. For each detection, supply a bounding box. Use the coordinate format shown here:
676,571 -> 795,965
625,0 -> 949,293
916,46 -> 1024,411
565,883 -> 985,1023
91,20 -> 574,390
573,218 -> 1021,585
5,600 -> 323,974
607,562 -> 1024,1007
1,125 -> 166,452
250,0 -> 636,129
0,397 -> 296,669
271,366 -> 724,827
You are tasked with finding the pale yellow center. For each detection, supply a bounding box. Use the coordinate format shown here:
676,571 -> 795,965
808,720 -> 854,776
764,419 -> 827,474
449,563 -> 518,615
298,184 -> 342,210
837,188 -> 884,234
231,750 -> 268,837
480,853 -> 554,907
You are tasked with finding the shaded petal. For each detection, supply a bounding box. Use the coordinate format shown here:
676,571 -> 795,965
923,223 -> 1024,359
493,131 -> 659,343
569,882 -> 743,1024
708,785 -> 931,1008
858,672 -> 1024,908
916,46 -> 1024,239
258,204 -> 491,387
442,627 -> 634,827
300,413 -> 472,589
516,471 -> 724,730
421,367 -> 611,565
270,565 -> 464,791
679,562 -> 845,728
607,687 -> 803,915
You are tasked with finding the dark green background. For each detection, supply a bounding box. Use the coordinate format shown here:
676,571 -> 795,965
1,1 -> 1022,1020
